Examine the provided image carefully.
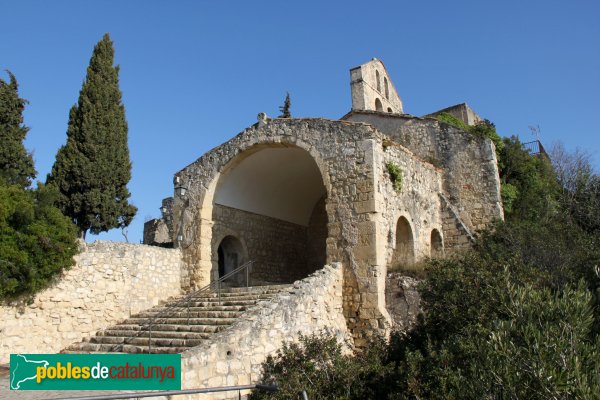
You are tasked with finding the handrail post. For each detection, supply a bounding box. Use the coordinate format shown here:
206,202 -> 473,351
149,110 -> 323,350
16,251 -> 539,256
187,292 -> 191,329
148,321 -> 152,354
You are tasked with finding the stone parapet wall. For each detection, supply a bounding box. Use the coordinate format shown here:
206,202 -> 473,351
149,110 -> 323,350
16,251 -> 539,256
180,263 -> 348,399
0,241 -> 182,364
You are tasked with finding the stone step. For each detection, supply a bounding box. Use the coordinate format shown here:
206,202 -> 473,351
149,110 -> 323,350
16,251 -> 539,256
96,329 -> 213,340
188,294 -> 276,302
68,342 -> 188,354
185,299 -> 265,307
133,310 -> 244,319
153,299 -> 263,310
216,284 -> 290,293
89,335 -> 204,348
189,289 -> 285,299
125,317 -> 237,326
63,284 -> 292,354
110,324 -> 225,333
154,305 -> 248,312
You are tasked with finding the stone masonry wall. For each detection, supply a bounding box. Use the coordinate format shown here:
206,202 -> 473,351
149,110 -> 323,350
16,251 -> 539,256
180,263 -> 348,399
376,139 -> 444,265
212,204 -> 309,284
344,112 -> 504,235
0,241 -> 182,364
172,118 -> 391,342
306,196 -> 328,274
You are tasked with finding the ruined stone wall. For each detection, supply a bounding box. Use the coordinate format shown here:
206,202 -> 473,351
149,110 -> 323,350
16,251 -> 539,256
180,264 -> 348,399
212,204 -> 309,284
345,112 -> 503,235
375,139 -> 444,266
0,242 -> 182,364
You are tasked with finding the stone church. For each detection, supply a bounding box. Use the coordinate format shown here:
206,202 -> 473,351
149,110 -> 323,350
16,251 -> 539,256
2,59 -> 505,392
144,58 -> 504,341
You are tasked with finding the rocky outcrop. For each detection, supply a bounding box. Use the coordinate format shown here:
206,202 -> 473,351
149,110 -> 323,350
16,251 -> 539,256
385,273 -> 422,332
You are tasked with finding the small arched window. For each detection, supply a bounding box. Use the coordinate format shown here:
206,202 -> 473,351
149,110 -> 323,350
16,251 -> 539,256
376,70 -> 381,92
375,98 -> 383,112
430,229 -> 443,258
394,216 -> 415,266
384,77 -> 389,99
387,107 -> 393,113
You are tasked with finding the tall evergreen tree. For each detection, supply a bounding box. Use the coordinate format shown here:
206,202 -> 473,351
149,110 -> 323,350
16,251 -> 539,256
0,71 -> 36,188
278,92 -> 291,118
47,34 -> 136,239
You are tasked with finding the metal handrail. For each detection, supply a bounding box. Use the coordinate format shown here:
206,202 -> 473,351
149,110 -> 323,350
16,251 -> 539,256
107,260 -> 255,353
43,384 -> 278,400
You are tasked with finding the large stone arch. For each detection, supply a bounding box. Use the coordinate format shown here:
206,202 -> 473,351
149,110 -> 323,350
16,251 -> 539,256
209,145 -> 329,285
170,118 -> 391,342
173,134 -> 335,290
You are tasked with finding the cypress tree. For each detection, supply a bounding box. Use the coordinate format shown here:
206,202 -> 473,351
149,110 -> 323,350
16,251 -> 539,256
0,71 -> 36,188
47,33 -> 136,239
278,92 -> 291,118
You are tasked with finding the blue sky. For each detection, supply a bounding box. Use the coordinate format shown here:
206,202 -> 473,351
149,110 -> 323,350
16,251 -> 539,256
2,0 -> 599,243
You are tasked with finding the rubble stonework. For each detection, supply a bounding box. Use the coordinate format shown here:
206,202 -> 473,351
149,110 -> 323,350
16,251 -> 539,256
143,60 -> 504,344
0,241 -> 182,364
385,273 -> 422,332
1,58 -> 505,395
180,263 -> 348,399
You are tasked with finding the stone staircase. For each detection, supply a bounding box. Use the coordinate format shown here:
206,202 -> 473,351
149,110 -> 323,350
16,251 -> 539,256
63,284 -> 290,354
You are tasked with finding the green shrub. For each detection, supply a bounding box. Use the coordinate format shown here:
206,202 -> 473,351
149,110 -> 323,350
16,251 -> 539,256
250,332 -> 397,400
386,162 -> 403,192
479,281 -> 600,399
0,180 -> 78,300
436,113 -> 504,166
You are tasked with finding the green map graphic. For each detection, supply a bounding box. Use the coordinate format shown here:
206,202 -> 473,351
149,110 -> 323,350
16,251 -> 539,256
10,354 -> 49,390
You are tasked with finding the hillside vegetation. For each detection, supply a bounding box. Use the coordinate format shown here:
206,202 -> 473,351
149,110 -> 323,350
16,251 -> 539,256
251,134 -> 600,399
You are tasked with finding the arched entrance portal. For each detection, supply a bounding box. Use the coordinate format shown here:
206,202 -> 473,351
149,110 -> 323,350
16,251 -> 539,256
211,146 -> 328,285
393,216 -> 414,267
217,236 -> 245,278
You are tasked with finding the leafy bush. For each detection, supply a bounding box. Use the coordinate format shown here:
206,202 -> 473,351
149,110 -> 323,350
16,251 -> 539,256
499,136 -> 560,222
436,113 -> 504,164
386,162 -> 403,191
479,281 -> 600,399
250,332 -> 398,400
0,180 -> 78,300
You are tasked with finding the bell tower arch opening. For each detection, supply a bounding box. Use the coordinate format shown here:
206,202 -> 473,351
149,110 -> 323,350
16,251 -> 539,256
210,146 -> 328,285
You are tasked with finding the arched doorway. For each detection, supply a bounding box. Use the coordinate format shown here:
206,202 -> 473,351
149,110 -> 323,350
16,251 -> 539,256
211,146 -> 328,285
393,216 -> 414,267
430,229 -> 443,258
217,235 -> 245,278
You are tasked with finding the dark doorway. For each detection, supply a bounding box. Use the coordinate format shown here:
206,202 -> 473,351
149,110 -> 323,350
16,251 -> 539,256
217,236 -> 245,278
